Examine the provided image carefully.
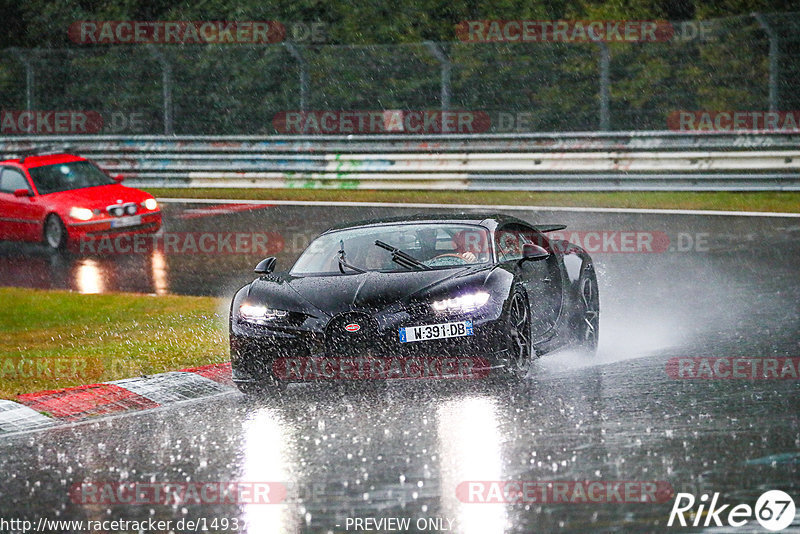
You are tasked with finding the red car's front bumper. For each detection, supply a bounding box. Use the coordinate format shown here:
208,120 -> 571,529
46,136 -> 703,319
65,211 -> 162,253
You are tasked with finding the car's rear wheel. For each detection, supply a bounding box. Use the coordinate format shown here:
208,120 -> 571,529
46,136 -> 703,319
43,214 -> 67,250
575,267 -> 600,354
506,289 -> 532,378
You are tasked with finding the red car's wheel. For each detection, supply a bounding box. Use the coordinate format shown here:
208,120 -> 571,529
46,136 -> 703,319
43,214 -> 67,250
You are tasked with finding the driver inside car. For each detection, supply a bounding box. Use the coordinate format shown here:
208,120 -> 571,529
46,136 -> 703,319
417,228 -> 487,264
452,229 -> 490,263
497,231 -> 523,262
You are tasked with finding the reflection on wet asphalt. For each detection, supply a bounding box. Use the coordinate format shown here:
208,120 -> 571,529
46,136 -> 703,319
0,202 -> 798,532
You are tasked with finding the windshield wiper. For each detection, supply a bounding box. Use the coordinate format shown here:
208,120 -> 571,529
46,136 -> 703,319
374,240 -> 431,271
338,239 -> 365,274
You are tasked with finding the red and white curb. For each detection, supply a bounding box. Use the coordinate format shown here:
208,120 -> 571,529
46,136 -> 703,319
0,401 -> 55,432
0,362 -> 234,434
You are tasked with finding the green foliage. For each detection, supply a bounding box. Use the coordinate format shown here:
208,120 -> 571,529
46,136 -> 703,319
0,2 -> 797,132
3,0 -> 795,46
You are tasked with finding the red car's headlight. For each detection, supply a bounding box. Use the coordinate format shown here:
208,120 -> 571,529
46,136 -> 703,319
69,207 -> 94,221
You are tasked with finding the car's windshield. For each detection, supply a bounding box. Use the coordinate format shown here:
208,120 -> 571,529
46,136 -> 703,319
28,161 -> 114,195
291,223 -> 492,274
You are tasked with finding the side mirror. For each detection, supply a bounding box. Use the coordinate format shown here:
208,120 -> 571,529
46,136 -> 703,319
254,257 -> 277,274
13,188 -> 32,197
113,174 -> 124,183
522,243 -> 550,261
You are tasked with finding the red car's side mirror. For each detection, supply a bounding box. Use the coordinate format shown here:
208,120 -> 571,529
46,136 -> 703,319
113,174 -> 124,182
13,188 -> 32,197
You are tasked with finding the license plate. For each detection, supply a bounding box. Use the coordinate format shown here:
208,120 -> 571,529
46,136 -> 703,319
399,321 -> 473,343
110,215 -> 142,228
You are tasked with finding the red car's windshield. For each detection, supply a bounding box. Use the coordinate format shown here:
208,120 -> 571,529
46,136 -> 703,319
27,161 -> 114,195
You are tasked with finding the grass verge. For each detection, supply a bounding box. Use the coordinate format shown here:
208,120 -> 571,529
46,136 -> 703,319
0,287 -> 227,399
148,189 -> 800,214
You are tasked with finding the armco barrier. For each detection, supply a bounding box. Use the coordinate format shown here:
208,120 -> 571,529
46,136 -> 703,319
0,132 -> 798,191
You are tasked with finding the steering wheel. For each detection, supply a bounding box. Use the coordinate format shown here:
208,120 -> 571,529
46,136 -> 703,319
426,253 -> 470,267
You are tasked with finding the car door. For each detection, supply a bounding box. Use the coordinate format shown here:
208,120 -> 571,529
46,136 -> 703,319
0,166 -> 43,242
496,223 -> 563,339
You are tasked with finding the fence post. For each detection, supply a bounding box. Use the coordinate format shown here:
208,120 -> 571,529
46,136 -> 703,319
9,48 -> 35,112
752,12 -> 779,112
424,41 -> 451,115
598,42 -> 610,131
148,46 -> 174,135
284,42 -> 308,111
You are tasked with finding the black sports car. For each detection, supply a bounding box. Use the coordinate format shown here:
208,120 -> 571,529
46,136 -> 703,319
229,213 -> 599,392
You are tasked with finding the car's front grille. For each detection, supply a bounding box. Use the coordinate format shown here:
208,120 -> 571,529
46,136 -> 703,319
324,311 -> 379,358
106,202 -> 139,217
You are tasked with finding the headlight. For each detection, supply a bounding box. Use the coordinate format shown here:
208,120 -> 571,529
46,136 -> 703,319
239,303 -> 289,324
431,291 -> 490,313
69,207 -> 94,221
142,198 -> 158,211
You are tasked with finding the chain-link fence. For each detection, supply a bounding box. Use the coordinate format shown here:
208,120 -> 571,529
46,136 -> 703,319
0,12 -> 798,135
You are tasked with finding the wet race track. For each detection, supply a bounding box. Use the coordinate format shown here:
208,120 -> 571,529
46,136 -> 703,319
0,200 -> 799,533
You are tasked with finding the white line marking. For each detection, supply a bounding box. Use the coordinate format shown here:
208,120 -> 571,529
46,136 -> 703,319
156,197 -> 800,218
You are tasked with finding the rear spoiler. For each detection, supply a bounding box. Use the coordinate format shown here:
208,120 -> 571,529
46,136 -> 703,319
533,224 -> 567,233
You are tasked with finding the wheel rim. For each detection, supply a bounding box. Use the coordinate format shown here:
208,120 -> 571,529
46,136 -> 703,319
45,217 -> 62,248
509,293 -> 531,371
580,276 -> 599,345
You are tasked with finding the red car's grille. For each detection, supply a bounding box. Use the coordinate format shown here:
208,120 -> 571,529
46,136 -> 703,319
106,203 -> 139,217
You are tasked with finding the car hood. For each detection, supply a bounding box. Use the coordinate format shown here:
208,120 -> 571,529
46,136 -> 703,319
41,184 -> 151,209
248,266 -> 494,317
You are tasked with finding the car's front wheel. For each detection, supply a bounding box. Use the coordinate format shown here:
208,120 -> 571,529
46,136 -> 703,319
505,289 -> 533,378
43,214 -> 67,250
574,266 -> 600,354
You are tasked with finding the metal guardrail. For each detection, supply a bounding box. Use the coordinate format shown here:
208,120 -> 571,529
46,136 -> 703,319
1,132 -> 799,191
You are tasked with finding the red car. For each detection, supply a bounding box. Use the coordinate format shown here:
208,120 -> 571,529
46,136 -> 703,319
0,153 -> 161,250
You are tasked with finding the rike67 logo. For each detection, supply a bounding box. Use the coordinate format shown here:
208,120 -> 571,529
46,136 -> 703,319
668,490 -> 796,531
